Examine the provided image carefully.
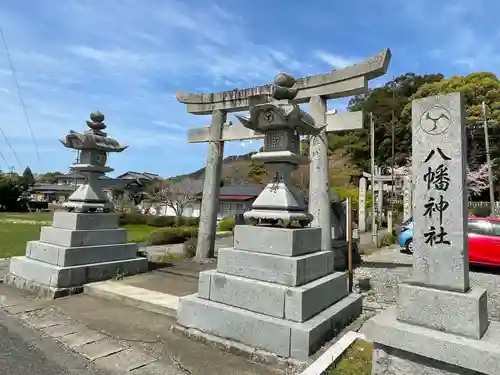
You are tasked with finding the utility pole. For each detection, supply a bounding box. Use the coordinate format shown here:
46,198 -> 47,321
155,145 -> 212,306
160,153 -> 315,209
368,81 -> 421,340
8,166 -> 14,180
482,101 -> 496,217
370,112 -> 377,246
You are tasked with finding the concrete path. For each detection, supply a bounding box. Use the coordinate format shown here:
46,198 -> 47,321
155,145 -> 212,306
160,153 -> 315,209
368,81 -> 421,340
0,284 -> 283,375
0,307 -> 110,375
85,260 -> 216,318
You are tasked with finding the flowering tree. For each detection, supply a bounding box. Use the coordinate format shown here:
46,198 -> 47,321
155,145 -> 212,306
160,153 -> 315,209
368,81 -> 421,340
148,178 -> 202,216
384,159 -> 490,196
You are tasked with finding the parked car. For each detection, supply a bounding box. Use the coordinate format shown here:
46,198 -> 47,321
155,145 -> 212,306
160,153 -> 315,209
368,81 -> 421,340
397,216 -> 500,266
396,217 -> 414,253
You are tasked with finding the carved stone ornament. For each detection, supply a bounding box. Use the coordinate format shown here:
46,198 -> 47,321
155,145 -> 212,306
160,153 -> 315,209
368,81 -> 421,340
62,112 -> 126,214
235,73 -> 323,228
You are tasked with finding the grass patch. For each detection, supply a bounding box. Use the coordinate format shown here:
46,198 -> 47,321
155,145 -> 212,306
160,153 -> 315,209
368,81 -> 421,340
0,222 -> 42,258
0,212 -> 195,258
0,211 -> 53,222
0,213 -> 159,258
158,252 -> 189,263
123,224 -> 157,243
323,339 -> 372,375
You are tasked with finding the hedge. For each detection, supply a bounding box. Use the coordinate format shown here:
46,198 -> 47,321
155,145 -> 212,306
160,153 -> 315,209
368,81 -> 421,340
148,226 -> 198,246
119,213 -> 148,225
119,213 -> 200,227
219,216 -> 235,232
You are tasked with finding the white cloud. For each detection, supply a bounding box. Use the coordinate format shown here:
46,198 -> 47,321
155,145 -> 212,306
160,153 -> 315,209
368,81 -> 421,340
151,121 -> 186,132
0,0 -> 390,176
313,51 -> 359,69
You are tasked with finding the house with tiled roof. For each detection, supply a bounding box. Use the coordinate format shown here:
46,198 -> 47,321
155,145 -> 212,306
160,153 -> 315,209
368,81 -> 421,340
30,171 -> 159,204
154,184 -> 263,218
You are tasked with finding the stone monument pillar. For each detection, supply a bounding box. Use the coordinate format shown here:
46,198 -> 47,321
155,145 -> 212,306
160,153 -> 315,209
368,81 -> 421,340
358,177 -> 367,232
363,93 -> 500,374
403,175 -> 412,220
177,73 -> 362,360
5,112 -> 148,298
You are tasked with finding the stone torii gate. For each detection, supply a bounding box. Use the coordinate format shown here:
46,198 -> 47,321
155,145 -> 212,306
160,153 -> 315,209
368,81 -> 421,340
177,48 -> 391,258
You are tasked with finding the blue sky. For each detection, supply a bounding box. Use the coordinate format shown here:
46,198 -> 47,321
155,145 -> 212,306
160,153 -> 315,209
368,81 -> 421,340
0,0 -> 498,178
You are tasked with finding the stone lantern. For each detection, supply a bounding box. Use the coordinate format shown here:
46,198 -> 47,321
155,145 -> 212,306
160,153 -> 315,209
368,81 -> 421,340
5,112 -> 147,299
236,73 -> 324,228
177,74 -> 361,361
60,111 -> 127,213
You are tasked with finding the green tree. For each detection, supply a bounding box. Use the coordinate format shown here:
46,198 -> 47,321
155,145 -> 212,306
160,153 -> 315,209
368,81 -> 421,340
345,72 -> 445,170
246,161 -> 268,184
22,166 -> 35,186
400,72 -> 500,171
0,179 -> 23,211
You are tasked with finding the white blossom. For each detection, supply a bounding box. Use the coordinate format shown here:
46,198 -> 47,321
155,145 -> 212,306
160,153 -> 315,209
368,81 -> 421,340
384,159 -> 490,196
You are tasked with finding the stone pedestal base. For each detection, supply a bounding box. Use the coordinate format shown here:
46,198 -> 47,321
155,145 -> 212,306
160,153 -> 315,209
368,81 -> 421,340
363,307 -> 500,375
5,257 -> 147,299
177,225 -> 363,360
4,211 -> 148,299
179,292 -> 361,360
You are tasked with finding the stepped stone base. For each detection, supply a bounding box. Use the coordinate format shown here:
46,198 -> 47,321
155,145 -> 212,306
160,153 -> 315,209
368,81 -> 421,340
177,224 -> 363,360
5,211 -> 148,299
364,284 -> 500,374
198,270 -> 350,322
178,292 -> 362,360
217,247 -> 334,287
5,256 -> 148,299
363,307 -> 500,375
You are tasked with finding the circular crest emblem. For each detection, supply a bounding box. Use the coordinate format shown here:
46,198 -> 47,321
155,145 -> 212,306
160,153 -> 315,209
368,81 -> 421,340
419,105 -> 451,135
264,110 -> 274,123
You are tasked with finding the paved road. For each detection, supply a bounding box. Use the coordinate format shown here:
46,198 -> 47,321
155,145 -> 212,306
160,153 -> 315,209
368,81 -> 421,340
0,309 -> 109,375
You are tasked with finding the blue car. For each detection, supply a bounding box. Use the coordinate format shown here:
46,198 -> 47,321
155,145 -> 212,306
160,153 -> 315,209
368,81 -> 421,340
396,217 -> 414,253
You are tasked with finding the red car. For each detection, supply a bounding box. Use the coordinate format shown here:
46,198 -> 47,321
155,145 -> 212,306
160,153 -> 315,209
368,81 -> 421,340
398,216 -> 500,266
468,216 -> 500,266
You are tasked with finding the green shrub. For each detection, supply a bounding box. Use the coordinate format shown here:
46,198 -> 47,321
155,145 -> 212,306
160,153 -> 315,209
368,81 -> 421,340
145,215 -> 200,228
471,205 -> 490,218
148,227 -> 198,246
219,216 -> 235,232
146,215 -> 175,227
119,213 -> 147,226
184,237 -> 197,258
380,232 -> 395,247
182,217 -> 200,227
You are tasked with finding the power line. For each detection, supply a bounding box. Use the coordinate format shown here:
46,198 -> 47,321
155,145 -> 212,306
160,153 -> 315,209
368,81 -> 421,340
0,26 -> 41,167
0,124 -> 22,169
0,149 -> 7,170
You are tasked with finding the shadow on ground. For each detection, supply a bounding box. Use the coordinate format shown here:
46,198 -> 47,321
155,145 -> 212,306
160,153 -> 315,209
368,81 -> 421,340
471,264 -> 500,276
359,261 -> 413,269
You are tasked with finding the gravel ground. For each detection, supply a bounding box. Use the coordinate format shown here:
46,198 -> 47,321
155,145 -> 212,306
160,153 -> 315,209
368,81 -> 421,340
353,245 -> 500,321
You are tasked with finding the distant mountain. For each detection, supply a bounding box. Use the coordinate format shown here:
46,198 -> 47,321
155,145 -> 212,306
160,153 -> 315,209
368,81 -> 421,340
171,148 -> 360,189
171,152 -> 257,182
